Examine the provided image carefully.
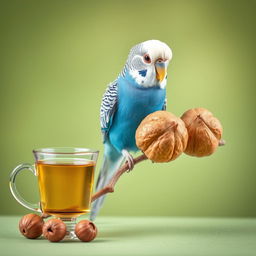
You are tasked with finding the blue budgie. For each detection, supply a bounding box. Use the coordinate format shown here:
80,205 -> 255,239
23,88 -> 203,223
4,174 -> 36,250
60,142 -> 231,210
90,40 -> 172,220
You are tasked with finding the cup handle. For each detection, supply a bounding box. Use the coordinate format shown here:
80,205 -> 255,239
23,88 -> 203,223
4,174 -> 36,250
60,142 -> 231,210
9,163 -> 41,213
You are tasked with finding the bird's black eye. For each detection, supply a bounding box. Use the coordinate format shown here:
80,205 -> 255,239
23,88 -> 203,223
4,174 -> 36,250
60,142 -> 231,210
143,54 -> 151,63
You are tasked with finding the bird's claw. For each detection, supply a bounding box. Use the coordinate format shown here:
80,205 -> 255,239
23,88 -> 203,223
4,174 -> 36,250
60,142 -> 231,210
122,150 -> 135,172
126,154 -> 135,172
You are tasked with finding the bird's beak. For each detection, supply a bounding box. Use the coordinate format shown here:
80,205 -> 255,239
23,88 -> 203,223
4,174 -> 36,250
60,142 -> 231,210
155,59 -> 167,82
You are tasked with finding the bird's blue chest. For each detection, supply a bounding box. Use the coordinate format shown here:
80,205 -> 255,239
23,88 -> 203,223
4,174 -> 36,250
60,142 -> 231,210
108,76 -> 166,152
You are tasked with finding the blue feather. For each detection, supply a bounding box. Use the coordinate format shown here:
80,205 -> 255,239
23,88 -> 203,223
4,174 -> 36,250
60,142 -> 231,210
109,72 -> 166,152
90,141 -> 124,221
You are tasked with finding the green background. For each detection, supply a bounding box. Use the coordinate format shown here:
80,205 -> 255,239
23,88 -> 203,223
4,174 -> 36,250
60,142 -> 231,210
0,0 -> 255,217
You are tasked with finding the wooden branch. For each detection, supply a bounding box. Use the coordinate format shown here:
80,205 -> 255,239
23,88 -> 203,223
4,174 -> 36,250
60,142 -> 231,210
91,154 -> 148,202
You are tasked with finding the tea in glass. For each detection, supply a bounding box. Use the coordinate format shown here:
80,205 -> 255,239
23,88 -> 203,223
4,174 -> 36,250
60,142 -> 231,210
37,159 -> 95,218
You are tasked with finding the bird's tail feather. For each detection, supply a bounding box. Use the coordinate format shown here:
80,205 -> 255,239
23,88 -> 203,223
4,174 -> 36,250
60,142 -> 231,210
90,146 -> 124,221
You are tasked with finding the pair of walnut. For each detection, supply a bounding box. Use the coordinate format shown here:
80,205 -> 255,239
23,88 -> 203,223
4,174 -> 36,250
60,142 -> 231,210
136,108 -> 223,162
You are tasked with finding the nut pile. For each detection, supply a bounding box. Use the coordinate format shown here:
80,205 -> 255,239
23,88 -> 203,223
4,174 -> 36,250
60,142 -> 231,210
136,107 -> 223,162
19,214 -> 97,242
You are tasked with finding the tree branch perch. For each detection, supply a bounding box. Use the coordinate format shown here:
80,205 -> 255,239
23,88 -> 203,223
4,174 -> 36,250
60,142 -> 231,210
91,154 -> 148,202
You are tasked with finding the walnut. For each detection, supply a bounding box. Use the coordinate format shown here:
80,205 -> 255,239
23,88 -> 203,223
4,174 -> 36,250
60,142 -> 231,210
181,108 -> 223,157
42,218 -> 67,242
75,220 -> 98,242
135,111 -> 188,162
19,214 -> 44,239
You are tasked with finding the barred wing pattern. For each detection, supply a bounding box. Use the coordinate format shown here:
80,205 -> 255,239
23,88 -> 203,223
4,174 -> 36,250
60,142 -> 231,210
100,80 -> 118,141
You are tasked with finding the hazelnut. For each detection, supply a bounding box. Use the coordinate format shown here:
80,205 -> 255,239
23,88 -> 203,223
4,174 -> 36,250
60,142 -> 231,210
19,213 -> 44,239
42,219 -> 66,242
181,108 -> 223,157
75,220 -> 97,242
136,111 -> 188,162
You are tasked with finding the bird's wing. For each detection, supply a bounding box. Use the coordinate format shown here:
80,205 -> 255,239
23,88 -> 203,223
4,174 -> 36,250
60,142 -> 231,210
162,98 -> 167,110
100,80 -> 118,142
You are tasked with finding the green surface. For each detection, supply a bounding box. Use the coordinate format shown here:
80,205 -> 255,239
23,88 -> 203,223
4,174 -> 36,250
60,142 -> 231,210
0,216 -> 255,256
1,0 -> 256,217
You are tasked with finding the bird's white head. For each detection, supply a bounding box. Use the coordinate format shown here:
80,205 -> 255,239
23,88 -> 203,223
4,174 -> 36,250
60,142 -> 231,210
123,40 -> 172,89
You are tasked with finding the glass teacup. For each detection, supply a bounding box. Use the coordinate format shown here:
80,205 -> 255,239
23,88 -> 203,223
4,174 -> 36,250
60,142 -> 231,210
10,147 -> 99,239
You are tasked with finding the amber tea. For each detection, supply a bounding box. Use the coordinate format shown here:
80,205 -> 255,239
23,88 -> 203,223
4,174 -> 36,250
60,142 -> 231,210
37,159 -> 95,217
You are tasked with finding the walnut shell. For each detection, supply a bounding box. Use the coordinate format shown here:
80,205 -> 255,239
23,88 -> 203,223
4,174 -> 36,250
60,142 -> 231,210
42,219 -> 66,242
75,220 -> 97,242
181,108 -> 223,157
136,111 -> 188,162
19,213 -> 44,239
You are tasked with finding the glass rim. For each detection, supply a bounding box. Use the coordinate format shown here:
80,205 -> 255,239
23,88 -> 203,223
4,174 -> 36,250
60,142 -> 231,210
33,147 -> 99,155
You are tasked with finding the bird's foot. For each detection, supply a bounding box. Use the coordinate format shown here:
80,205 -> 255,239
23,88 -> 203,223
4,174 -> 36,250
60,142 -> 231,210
121,149 -> 135,172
